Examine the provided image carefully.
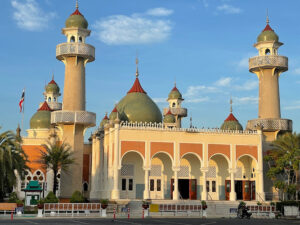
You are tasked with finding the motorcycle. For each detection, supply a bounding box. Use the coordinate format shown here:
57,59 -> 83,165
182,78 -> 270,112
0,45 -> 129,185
237,205 -> 252,219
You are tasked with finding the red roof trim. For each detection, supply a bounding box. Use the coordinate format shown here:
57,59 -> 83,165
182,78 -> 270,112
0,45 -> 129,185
103,114 -> 109,120
263,24 -> 273,32
71,8 -> 83,16
225,113 -> 238,122
112,107 -> 118,113
171,86 -> 179,92
166,109 -> 173,115
48,79 -> 57,85
127,78 -> 147,94
38,102 -> 51,111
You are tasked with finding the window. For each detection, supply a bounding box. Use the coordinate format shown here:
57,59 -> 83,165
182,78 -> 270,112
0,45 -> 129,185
157,179 -> 161,191
226,182 -> 230,192
265,49 -> 270,55
53,97 -> 56,102
206,181 -> 210,192
83,182 -> 88,192
129,179 -> 133,191
70,36 -> 75,42
172,102 -> 176,107
150,179 -> 154,191
212,181 -> 216,192
122,179 -> 126,191
48,97 -> 51,102
79,37 -> 83,42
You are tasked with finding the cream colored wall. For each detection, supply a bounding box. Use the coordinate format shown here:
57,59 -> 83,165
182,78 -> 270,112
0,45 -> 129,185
24,129 -> 62,144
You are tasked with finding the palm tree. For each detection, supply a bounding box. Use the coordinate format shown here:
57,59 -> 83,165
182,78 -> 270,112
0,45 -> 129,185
39,141 -> 75,195
0,129 -> 28,200
265,132 -> 300,200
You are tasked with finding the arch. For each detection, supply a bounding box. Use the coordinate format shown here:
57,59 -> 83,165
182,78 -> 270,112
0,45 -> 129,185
151,151 -> 174,165
209,153 -> 231,165
79,36 -> 83,42
48,97 -> 51,102
265,48 -> 270,55
181,152 -> 203,165
70,36 -> 75,42
121,150 -> 145,164
236,154 -> 258,165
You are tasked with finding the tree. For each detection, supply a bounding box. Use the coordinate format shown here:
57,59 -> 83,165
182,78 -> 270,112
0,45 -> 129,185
39,141 -> 75,195
264,132 -> 300,200
0,129 -> 28,200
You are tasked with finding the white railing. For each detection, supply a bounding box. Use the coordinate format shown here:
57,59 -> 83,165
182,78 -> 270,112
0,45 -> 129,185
246,118 -> 292,131
56,42 -> 95,62
51,110 -> 96,127
44,203 -> 101,217
158,203 -> 203,216
120,121 -> 258,135
249,55 -> 288,71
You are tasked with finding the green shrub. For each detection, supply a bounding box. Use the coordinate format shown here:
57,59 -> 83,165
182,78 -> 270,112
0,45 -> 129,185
70,191 -> 84,203
276,201 -> 300,212
8,192 -> 19,203
43,191 -> 59,203
100,199 -> 109,205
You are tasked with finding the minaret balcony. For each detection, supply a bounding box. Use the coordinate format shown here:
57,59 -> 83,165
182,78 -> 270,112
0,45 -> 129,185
56,42 -> 95,62
163,107 -> 187,117
246,118 -> 292,132
249,55 -> 288,72
51,110 -> 96,128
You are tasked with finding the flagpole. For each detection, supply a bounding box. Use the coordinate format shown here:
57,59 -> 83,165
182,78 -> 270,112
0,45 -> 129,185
21,87 -> 25,136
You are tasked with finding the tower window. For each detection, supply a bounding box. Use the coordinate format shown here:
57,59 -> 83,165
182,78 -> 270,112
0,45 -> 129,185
172,103 -> 176,107
53,97 -> 56,102
79,37 -> 83,43
83,182 -> 88,192
265,49 -> 270,55
70,36 -> 75,42
48,97 -> 51,102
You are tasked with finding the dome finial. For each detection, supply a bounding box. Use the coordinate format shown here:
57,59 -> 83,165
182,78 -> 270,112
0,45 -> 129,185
266,8 -> 269,24
52,73 -> 54,81
135,55 -> 139,78
230,96 -> 233,113
76,0 -> 79,9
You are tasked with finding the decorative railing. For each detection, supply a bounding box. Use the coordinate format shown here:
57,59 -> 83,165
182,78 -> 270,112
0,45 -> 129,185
163,107 -> 187,116
120,121 -> 258,135
246,118 -> 292,131
51,110 -> 96,127
249,55 -> 288,72
56,42 -> 95,62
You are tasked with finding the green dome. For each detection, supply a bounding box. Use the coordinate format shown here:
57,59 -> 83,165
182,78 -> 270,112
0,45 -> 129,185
168,86 -> 183,100
46,79 -> 60,94
163,111 -> 175,123
30,102 -> 51,129
220,113 -> 243,131
257,24 -> 278,43
65,9 -> 88,29
116,78 -> 162,123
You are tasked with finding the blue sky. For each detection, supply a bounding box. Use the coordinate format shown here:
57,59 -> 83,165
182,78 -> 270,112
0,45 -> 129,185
1,0 -> 300,139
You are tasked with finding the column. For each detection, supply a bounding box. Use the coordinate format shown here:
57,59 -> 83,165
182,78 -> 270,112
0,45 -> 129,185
201,168 -> 208,200
229,169 -> 236,201
111,121 -> 120,200
143,168 -> 150,199
257,129 -> 265,201
173,169 -> 179,200
89,135 -> 97,199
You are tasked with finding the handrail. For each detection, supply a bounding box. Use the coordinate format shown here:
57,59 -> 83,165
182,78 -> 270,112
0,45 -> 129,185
256,192 -> 265,204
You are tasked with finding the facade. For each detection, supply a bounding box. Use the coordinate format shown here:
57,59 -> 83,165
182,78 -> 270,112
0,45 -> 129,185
15,5 -> 292,202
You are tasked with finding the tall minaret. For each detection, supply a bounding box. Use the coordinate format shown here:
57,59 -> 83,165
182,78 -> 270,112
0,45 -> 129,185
51,1 -> 96,197
246,15 -> 292,135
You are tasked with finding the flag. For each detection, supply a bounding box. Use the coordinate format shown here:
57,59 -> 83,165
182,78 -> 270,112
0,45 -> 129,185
19,89 -> 25,113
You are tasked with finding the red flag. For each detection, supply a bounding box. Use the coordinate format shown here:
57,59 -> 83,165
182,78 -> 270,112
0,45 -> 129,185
19,89 -> 25,112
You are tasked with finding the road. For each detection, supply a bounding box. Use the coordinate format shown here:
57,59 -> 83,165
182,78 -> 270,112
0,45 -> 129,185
0,218 -> 299,225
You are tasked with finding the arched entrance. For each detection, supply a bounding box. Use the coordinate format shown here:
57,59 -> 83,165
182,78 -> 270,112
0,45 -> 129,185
208,154 -> 230,200
120,151 -> 144,199
176,153 -> 202,200
150,152 -> 173,199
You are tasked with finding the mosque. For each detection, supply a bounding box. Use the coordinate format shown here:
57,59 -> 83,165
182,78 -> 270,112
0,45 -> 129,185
15,3 -> 292,203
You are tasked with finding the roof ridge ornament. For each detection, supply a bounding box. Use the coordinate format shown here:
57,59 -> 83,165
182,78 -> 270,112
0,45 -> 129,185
230,96 -> 233,113
266,8 -> 269,24
135,56 -> 139,78
76,0 -> 79,9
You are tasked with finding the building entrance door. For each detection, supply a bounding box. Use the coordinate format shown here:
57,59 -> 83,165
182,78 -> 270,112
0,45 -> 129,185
235,181 -> 243,200
225,180 -> 230,200
178,179 -> 189,199
149,178 -> 163,199
251,181 -> 256,200
243,180 -> 251,201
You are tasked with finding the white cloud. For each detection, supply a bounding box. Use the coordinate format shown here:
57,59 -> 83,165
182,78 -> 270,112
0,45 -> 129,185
234,96 -> 258,105
215,77 -> 232,87
185,85 -> 219,97
153,98 -> 166,103
186,97 -> 210,103
216,4 -> 242,14
11,0 -> 55,31
234,80 -> 258,91
284,101 -> 300,110
146,8 -> 173,17
93,12 -> 173,45
292,68 -> 300,75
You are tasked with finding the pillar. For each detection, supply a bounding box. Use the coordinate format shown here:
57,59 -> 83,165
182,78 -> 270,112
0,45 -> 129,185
143,168 -> 150,199
201,168 -> 208,200
111,121 -> 120,200
229,170 -> 236,201
173,169 -> 179,200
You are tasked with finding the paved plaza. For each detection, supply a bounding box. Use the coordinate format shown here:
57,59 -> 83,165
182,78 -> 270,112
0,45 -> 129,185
0,218 -> 299,225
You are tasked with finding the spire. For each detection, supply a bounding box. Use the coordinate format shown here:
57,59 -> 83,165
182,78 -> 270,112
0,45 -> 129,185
262,10 -> 273,32
230,97 -> 233,113
52,73 -> 54,81
76,0 -> 79,9
135,57 -> 139,77
266,9 -> 269,24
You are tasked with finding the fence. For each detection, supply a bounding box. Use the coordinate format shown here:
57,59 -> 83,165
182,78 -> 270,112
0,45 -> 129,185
154,203 -> 204,216
44,203 -> 102,217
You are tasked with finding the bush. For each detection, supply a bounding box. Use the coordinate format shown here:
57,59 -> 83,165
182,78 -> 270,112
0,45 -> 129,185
8,192 -> 19,203
276,201 -> 300,212
43,191 -> 59,203
100,199 -> 109,205
70,191 -> 84,203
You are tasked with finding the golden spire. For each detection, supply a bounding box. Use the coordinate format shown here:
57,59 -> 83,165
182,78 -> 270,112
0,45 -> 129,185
266,9 -> 269,24
76,0 -> 79,9
230,96 -> 233,113
135,57 -> 139,78
52,73 -> 54,81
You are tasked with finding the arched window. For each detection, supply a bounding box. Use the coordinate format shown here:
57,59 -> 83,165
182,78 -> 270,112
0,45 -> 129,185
265,49 -> 270,55
53,97 -> 56,102
83,182 -> 88,192
48,97 -> 51,102
70,36 -> 75,42
79,37 -> 83,43
172,102 -> 176,107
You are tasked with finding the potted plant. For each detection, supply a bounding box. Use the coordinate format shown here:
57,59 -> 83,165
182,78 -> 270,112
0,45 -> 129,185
100,199 -> 109,209
16,200 -> 24,207
201,200 -> 207,218
142,200 -> 150,209
37,199 -> 44,209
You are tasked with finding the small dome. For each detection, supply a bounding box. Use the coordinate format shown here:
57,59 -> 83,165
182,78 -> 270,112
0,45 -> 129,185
116,77 -> 162,123
220,113 -> 243,131
46,79 -> 60,94
257,24 -> 279,43
65,8 -> 88,29
30,102 -> 52,129
163,109 -> 175,123
100,113 -> 109,128
109,107 -> 118,121
168,85 -> 183,100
